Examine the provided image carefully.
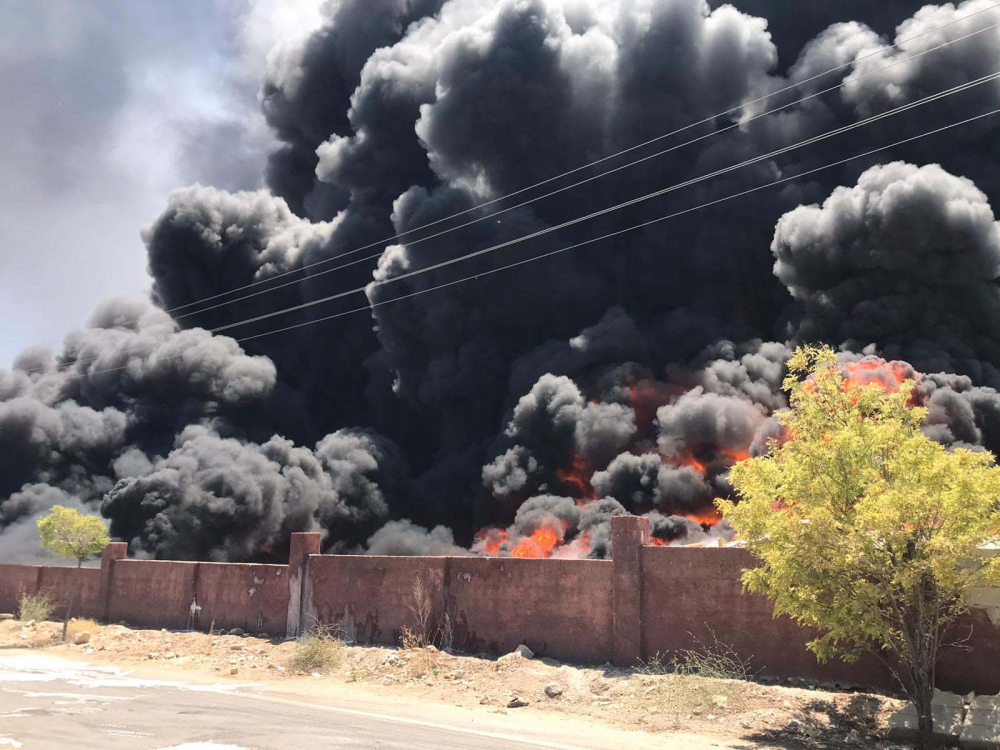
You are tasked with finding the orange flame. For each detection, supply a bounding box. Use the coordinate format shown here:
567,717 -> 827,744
555,453 -> 597,503
842,359 -> 914,389
721,448 -> 750,463
474,527 -> 508,556
677,454 -> 706,473
511,526 -> 561,558
685,509 -> 723,527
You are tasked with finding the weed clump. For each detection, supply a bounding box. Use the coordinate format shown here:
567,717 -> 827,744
66,618 -> 99,640
639,631 -> 756,681
288,624 -> 344,674
18,592 -> 54,623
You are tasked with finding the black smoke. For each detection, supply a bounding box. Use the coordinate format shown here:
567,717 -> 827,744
4,0 -> 1000,561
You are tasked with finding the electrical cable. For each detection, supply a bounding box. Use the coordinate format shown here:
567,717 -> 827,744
205,70 -> 1000,335
55,105 -> 1000,379
162,1 -> 1000,317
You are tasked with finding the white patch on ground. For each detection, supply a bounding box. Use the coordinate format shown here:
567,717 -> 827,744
0,739 -> 24,748
0,654 -> 258,693
0,708 -> 39,719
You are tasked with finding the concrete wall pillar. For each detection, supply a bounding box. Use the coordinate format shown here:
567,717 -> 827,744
611,515 -> 650,666
98,541 -> 127,623
286,532 -> 322,638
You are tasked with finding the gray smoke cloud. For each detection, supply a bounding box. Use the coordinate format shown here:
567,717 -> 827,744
365,519 -> 468,556
774,162 -> 1000,380
592,453 -> 711,512
103,424 -> 411,561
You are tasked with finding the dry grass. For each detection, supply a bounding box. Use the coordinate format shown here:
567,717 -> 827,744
288,624 -> 345,674
639,631 -> 757,682
407,576 -> 433,647
18,592 -> 54,622
399,626 -> 423,651
67,618 -> 99,639
637,673 -> 747,723
398,626 -> 440,678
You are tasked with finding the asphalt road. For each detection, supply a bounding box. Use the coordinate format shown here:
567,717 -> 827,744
0,652 -> 742,750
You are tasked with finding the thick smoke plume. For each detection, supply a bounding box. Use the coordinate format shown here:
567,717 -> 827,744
4,0 -> 1000,561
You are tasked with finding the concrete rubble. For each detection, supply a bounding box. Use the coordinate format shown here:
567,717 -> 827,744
888,689 -> 1000,748
961,694 -> 1000,748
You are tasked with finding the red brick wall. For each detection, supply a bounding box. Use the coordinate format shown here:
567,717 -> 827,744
0,564 -> 42,614
104,560 -> 290,634
639,546 -> 1000,693
937,609 -> 1000,695
0,564 -> 101,620
306,555 -> 447,644
107,560 -> 199,629
640,546 -> 892,686
194,562 -> 289,636
446,557 -> 611,663
306,555 -> 614,663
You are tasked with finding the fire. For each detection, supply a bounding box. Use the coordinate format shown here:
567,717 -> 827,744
511,526 -> 561,558
686,509 -> 723,527
841,358 -> 914,391
474,527 -> 508,556
555,453 -> 597,503
804,357 -> 919,399
556,532 -> 592,558
673,447 -> 747,475
478,379 -> 760,557
677,454 -> 706,473
629,380 -> 685,426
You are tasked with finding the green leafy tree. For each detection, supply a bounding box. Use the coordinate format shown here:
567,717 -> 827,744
37,505 -> 110,641
719,345 -> 1000,749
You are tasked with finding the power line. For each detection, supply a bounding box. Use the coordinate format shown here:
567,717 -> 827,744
161,1 -> 1000,317
205,70 -> 1000,335
56,105 -> 1000,380
19,6 -> 1000,378
170,15 -> 1000,323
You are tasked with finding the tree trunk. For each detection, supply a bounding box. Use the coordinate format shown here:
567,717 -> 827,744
912,664 -> 936,749
62,559 -> 81,642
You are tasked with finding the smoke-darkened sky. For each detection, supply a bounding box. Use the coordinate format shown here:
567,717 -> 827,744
4,0 -> 1000,563
0,0 -> 328,366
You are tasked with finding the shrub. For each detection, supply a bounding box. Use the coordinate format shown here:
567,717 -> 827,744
67,618 -> 99,640
288,624 -> 344,674
639,631 -> 756,681
18,592 -> 54,622
670,640 -> 755,681
399,626 -> 424,651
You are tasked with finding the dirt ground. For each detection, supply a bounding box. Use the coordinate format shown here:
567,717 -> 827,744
0,616 -> 910,749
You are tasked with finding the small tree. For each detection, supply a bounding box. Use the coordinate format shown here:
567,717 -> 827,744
719,345 -> 1000,750
37,505 -> 110,642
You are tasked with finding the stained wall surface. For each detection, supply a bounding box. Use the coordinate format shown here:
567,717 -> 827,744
639,547 -> 892,686
305,555 -> 613,663
0,564 -> 101,619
